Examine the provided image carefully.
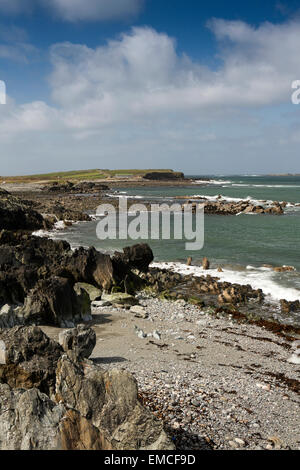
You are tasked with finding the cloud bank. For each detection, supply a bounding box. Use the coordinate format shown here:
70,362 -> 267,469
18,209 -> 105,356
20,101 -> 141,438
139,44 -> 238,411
1,19 -> 300,173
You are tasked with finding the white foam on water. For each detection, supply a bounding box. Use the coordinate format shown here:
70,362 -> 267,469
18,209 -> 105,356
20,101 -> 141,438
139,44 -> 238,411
193,179 -> 233,185
106,193 -> 143,199
232,184 -> 300,188
151,261 -> 300,303
185,194 -> 300,208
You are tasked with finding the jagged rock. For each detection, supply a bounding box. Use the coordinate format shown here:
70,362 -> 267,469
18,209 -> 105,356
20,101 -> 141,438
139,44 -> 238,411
62,246 -> 115,290
73,284 -> 92,322
0,326 -> 63,395
181,197 -> 285,216
45,202 -> 91,222
0,304 -> 23,328
280,299 -> 300,314
75,282 -> 102,301
21,277 -> 86,327
58,325 -> 96,359
0,236 -> 154,327
274,266 -> 295,273
0,189 -> 44,231
0,327 -> 174,450
0,384 -> 107,450
113,244 -> 154,274
55,355 -> 174,450
42,181 -> 109,194
102,292 -> 138,306
218,287 -> 244,305
0,234 -> 116,308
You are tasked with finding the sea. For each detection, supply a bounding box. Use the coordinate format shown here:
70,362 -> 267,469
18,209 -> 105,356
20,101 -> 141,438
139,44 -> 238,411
36,175 -> 300,316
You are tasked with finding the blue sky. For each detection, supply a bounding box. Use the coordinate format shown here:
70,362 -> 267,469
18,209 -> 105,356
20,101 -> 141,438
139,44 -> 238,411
0,0 -> 300,175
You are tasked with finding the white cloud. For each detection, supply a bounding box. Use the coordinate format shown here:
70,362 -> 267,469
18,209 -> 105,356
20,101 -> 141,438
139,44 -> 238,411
2,20 -> 300,173
47,21 -> 300,129
0,0 -> 143,22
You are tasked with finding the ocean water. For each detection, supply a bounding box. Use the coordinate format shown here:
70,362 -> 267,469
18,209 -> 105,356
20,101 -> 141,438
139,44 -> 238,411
40,175 -> 300,306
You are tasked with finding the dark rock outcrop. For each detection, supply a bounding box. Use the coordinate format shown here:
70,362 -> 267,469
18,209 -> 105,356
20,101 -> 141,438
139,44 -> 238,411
143,172 -> 184,181
0,233 -> 115,305
0,189 -> 44,231
182,199 -> 284,216
21,276 -> 91,327
0,232 -> 153,326
42,181 -> 109,193
113,244 -> 154,274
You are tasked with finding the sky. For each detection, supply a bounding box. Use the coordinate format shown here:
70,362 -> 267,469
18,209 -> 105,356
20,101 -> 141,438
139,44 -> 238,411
1,0 -> 300,175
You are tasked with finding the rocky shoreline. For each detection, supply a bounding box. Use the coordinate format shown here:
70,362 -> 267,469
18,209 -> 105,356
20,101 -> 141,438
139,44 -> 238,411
0,184 -> 299,450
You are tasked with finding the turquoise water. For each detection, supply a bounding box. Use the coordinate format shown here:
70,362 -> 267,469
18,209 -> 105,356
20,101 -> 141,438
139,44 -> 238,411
46,175 -> 300,304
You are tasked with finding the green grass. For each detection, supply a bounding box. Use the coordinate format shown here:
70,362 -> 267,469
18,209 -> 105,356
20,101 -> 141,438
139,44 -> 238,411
0,168 -> 180,183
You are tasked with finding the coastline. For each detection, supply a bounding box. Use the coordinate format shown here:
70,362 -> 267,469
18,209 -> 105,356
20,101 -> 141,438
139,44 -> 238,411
0,178 -> 299,450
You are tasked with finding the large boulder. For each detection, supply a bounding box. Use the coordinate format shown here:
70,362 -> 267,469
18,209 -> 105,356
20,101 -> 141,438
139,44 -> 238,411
0,189 -> 44,231
55,355 -> 174,450
21,276 -> 91,327
113,244 -> 154,274
63,247 -> 115,290
0,326 -> 63,395
58,325 -> 96,359
0,327 -> 174,450
0,234 -> 116,305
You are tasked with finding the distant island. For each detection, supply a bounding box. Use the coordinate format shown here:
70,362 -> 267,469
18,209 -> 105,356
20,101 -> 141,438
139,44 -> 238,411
0,168 -> 185,184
